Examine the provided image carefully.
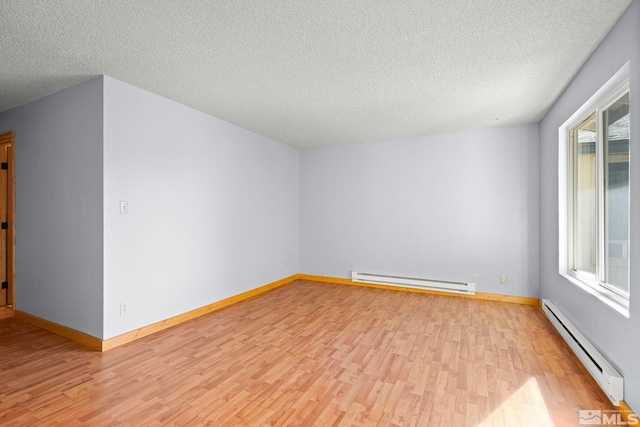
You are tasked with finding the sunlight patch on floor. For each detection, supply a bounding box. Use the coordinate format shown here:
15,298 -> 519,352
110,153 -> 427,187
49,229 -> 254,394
477,377 -> 553,427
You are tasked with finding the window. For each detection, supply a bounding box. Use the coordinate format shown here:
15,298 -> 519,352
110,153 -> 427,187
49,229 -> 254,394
566,74 -> 630,309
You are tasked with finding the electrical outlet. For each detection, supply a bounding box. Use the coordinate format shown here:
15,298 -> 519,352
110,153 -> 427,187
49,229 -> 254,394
120,303 -> 128,316
500,275 -> 508,284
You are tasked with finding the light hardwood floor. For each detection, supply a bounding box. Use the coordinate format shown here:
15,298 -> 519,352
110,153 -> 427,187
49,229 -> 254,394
0,280 -> 613,426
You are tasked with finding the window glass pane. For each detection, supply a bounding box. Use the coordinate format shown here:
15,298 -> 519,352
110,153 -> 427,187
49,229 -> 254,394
573,113 -> 597,276
604,92 -> 630,292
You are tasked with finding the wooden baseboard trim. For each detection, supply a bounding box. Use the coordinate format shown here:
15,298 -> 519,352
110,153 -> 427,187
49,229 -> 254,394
14,310 -> 103,351
298,274 -> 540,306
473,292 -> 540,306
298,274 -> 353,285
0,306 -> 14,320
101,274 -> 301,351
14,275 -> 301,352
13,273 -> 540,352
617,401 -> 638,425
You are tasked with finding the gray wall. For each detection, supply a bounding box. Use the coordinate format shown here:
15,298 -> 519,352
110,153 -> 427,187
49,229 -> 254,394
300,125 -> 540,297
539,0 -> 640,410
0,77 -> 104,337
103,76 -> 300,339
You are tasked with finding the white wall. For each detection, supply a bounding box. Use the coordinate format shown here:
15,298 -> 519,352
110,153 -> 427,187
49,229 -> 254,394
0,77 -> 104,337
103,76 -> 299,339
539,0 -> 640,410
300,125 -> 540,297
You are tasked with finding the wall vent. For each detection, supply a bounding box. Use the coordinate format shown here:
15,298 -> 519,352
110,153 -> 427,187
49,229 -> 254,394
351,271 -> 475,295
542,299 -> 623,405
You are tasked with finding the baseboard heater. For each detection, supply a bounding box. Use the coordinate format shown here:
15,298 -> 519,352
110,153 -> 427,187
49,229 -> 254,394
541,299 -> 623,405
351,271 -> 475,296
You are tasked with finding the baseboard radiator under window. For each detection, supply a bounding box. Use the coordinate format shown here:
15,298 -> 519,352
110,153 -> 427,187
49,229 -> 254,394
542,299 -> 623,405
351,271 -> 475,296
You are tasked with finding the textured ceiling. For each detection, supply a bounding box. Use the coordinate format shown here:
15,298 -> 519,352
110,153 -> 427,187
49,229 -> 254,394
0,1 -> 632,148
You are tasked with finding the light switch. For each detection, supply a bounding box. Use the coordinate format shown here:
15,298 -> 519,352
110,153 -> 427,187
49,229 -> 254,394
120,201 -> 128,214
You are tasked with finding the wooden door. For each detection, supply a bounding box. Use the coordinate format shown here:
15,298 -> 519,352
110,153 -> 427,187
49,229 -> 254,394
0,132 -> 15,308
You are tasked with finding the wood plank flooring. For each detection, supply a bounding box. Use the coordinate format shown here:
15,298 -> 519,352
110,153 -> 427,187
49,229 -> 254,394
0,280 -> 613,426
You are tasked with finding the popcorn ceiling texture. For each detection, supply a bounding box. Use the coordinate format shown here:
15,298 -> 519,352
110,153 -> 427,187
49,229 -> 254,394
0,0 -> 632,148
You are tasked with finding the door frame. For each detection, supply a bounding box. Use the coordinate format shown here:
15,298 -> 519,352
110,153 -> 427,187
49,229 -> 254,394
0,131 -> 16,311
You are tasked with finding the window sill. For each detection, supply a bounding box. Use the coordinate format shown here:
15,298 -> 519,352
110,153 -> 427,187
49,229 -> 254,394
560,273 -> 629,318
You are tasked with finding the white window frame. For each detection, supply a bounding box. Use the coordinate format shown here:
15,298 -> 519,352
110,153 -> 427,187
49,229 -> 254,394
558,63 -> 630,317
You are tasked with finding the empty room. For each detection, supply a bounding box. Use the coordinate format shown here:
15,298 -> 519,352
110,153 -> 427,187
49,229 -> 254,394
0,1 -> 638,425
